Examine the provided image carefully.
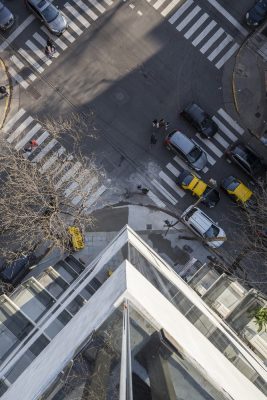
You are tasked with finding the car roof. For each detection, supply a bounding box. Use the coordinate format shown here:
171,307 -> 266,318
186,208 -> 213,234
28,0 -> 49,10
170,131 -> 195,154
185,103 -> 205,121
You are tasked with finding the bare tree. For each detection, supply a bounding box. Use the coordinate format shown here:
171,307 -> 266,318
0,114 -> 104,263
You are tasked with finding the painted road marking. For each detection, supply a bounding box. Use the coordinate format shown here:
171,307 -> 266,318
26,40 -> 52,66
40,147 -> 66,173
206,0 -> 248,36
8,67 -> 29,89
168,0 -> 193,22
55,162 -> 82,188
0,16 -> 35,51
7,116 -> 33,143
18,48 -> 44,73
85,184 -> 107,208
159,171 -> 185,197
65,3 -> 90,28
152,179 -> 177,205
75,0 -> 98,20
212,116 -> 238,141
15,123 -> 42,150
192,20 -> 216,46
196,133 -> 223,157
147,190 -> 166,208
3,109 -> 26,133
208,34 -> 233,61
218,108 -> 244,134
184,13 -> 208,39
176,5 -> 201,32
215,43 -> 239,69
200,27 -> 224,54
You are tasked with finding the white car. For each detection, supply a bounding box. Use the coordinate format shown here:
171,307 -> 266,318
181,206 -> 226,248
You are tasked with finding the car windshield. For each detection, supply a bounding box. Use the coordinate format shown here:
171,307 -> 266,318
182,174 -> 194,186
187,146 -> 202,162
204,224 -> 220,239
226,179 -> 239,191
39,2 -> 59,23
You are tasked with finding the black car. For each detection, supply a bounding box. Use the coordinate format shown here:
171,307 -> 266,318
246,0 -> 267,26
0,254 -> 35,286
181,103 -> 218,139
226,142 -> 266,179
164,130 -> 207,171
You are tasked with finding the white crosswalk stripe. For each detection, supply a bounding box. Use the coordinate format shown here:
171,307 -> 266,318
10,55 -> 24,70
212,116 -> 238,141
61,11 -> 83,37
184,13 -> 208,39
15,123 -> 42,150
215,43 -> 239,69
39,147 -> 66,173
218,108 -> 244,134
8,66 -> 29,89
71,177 -> 98,205
168,0 -> 193,22
85,184 -> 107,208
176,5 -> 201,32
196,133 -> 223,157
87,0 -> 106,13
3,109 -> 26,133
7,116 -> 33,143
55,162 -> 82,189
192,20 -> 217,47
208,34 -> 233,61
152,179 -> 177,205
213,133 -> 229,149
75,0 -> 98,20
26,39 -> 52,66
159,171 -> 185,198
33,131 -> 50,147
173,156 -> 203,176
65,3 -> 90,28
200,27 -> 224,54
31,139 -> 58,162
147,190 -> 166,208
18,48 -> 44,73
147,0 -> 240,70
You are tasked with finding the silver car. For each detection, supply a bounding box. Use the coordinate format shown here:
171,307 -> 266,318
0,1 -> 14,31
25,0 -> 67,36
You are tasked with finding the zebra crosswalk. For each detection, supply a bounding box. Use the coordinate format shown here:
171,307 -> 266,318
147,0 -> 241,70
3,109 -> 107,211
154,108 -> 245,205
8,0 -> 114,90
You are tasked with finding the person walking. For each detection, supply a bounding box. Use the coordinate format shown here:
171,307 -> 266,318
152,119 -> 159,128
24,139 -> 38,153
45,38 -> 56,59
159,118 -> 165,128
150,133 -> 158,148
164,121 -> 170,130
137,185 -> 149,195
0,86 -> 8,98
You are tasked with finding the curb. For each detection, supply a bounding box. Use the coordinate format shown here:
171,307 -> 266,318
0,57 -> 12,129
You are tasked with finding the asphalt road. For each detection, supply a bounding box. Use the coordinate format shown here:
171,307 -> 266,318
0,0 -> 264,275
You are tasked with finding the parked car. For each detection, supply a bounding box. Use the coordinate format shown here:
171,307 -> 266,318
221,176 -> 253,205
177,169 -> 220,208
0,254 -> 35,286
164,130 -> 207,171
0,1 -> 14,31
246,0 -> 267,26
181,206 -> 226,248
180,103 -> 218,139
25,0 -> 67,36
225,142 -> 266,179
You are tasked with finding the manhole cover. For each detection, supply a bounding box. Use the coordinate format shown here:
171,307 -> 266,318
112,88 -> 129,105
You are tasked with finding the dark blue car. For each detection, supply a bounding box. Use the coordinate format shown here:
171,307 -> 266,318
246,0 -> 267,26
0,255 -> 34,285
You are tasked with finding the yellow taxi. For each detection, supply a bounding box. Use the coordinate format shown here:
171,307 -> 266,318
68,226 -> 85,251
177,170 -> 220,208
221,176 -> 253,204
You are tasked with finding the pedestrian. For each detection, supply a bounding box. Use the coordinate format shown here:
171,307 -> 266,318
24,139 -> 38,153
152,119 -> 159,128
0,86 -> 8,98
137,185 -> 149,195
164,121 -> 170,130
159,118 -> 165,128
45,38 -> 56,59
150,133 -> 158,147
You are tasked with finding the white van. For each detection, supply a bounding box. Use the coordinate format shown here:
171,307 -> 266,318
181,206 -> 226,248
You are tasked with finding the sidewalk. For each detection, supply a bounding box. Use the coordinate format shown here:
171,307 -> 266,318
231,24 -> 267,142
0,57 -> 11,129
